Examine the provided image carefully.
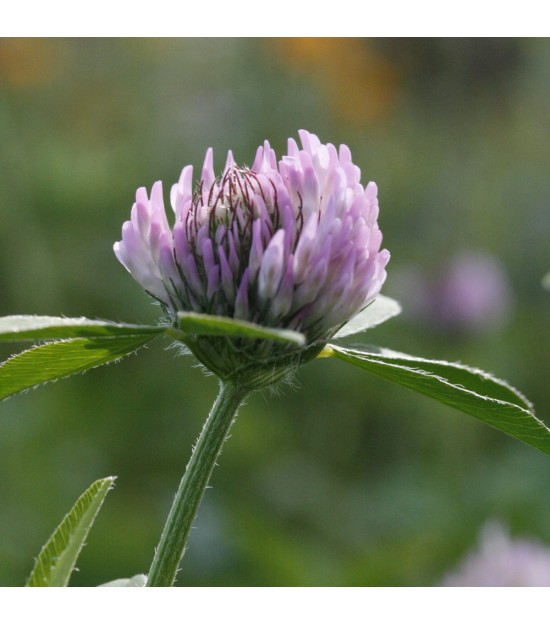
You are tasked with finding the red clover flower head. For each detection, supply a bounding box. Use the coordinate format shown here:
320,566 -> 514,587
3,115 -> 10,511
114,130 -> 389,383
442,522 -> 550,587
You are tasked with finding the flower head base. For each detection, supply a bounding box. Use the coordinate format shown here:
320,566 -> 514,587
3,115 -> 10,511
114,131 -> 389,385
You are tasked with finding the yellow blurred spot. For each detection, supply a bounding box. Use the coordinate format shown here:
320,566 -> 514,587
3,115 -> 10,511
270,38 -> 399,123
317,345 -> 335,359
0,38 -> 65,88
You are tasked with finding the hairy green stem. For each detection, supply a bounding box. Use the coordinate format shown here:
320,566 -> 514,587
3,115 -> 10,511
146,381 -> 247,586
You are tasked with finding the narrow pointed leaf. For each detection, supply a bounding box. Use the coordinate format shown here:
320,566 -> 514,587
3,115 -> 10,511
0,315 -> 164,341
176,311 -> 306,346
326,344 -> 550,456
26,477 -> 115,587
0,335 -> 157,400
333,295 -> 401,339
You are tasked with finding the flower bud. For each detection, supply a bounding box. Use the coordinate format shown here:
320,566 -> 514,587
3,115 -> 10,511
114,131 -> 390,386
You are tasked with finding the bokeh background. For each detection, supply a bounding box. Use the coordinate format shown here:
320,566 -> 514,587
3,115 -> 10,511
0,38 -> 549,586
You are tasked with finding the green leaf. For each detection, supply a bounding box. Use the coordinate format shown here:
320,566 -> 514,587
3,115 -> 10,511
0,335 -> 157,400
0,315 -> 164,341
176,311 -> 306,346
333,295 -> 401,340
99,574 -> 148,587
326,344 -> 550,456
26,477 -> 115,587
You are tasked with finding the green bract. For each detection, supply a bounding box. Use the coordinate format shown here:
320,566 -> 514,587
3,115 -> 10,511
2,293 -> 549,586
1,299 -> 548,456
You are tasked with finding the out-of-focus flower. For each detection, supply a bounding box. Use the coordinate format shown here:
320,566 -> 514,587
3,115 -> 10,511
114,130 -> 389,382
436,253 -> 512,333
392,252 -> 512,336
442,522 -> 550,587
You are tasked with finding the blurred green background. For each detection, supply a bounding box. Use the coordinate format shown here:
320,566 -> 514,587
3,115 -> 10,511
0,38 -> 549,586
